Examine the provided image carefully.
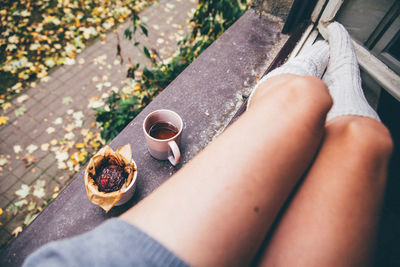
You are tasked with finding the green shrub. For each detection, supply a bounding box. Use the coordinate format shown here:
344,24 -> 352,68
95,0 -> 249,142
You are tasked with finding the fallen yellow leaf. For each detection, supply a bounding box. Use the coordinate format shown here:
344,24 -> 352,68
11,226 -> 23,237
0,116 -> 9,125
2,102 -> 12,112
75,143 -> 85,149
50,139 -> 58,146
70,150 -> 87,165
90,140 -> 101,149
0,208 -> 3,215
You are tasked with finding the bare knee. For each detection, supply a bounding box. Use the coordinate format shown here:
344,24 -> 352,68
288,76 -> 332,111
349,118 -> 392,158
277,76 -> 333,122
252,74 -> 332,114
249,75 -> 333,132
330,117 -> 393,168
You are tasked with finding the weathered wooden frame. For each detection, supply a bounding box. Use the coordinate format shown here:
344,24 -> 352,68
289,0 -> 400,101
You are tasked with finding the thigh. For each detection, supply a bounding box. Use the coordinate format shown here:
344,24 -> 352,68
120,75 -> 332,267
256,116 -> 393,267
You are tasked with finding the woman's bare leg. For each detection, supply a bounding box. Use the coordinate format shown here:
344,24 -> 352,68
256,22 -> 392,267
257,116 -> 393,267
120,75 -> 332,267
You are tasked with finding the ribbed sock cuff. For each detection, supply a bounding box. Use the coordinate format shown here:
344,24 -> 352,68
246,41 -> 328,110
326,107 -> 380,122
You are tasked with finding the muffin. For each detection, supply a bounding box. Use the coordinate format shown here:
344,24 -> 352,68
84,144 -> 136,212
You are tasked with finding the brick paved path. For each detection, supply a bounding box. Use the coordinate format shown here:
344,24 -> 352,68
0,0 -> 196,248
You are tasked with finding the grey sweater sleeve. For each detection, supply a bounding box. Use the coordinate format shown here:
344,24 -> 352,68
23,218 -> 189,267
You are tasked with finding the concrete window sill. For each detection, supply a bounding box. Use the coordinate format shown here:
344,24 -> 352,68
0,9 -> 289,266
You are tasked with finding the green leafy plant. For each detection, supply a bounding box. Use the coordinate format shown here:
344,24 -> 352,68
95,0 -> 249,142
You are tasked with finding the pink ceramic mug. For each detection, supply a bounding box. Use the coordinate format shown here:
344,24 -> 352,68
143,109 -> 183,166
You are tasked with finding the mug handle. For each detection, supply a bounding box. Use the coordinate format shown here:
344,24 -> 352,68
168,141 -> 181,166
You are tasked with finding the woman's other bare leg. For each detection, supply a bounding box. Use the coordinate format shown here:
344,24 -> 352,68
257,116 -> 393,267
120,75 -> 332,267
256,22 -> 391,266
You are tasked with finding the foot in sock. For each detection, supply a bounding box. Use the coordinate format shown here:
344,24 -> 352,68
322,22 -> 380,121
247,40 -> 329,109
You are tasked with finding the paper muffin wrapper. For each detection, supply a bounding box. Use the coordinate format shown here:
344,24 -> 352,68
84,144 -> 135,212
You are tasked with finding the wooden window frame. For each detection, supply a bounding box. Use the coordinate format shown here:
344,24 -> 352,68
289,0 -> 400,101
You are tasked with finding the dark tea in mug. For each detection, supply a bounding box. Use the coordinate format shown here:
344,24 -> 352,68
149,122 -> 178,140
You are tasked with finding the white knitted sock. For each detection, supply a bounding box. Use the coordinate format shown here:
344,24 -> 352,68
247,40 -> 329,109
322,22 -> 380,121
